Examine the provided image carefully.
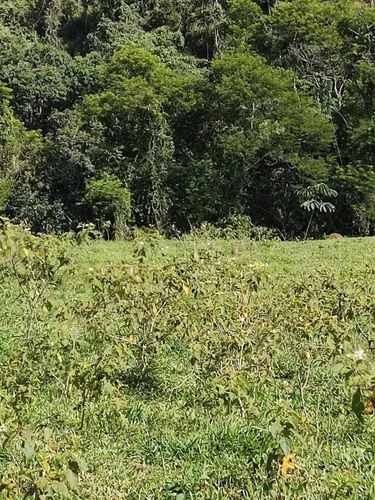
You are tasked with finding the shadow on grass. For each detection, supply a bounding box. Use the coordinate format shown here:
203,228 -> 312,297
122,368 -> 165,398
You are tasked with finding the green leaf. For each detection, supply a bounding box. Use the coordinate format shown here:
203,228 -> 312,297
331,363 -> 346,374
279,436 -> 291,455
66,468 -> 78,490
44,427 -> 53,442
351,388 -> 364,423
270,419 -> 282,438
75,457 -> 88,473
52,481 -> 70,498
23,439 -> 35,459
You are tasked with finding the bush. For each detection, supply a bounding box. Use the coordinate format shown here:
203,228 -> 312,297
85,173 -> 131,239
191,215 -> 278,240
5,184 -> 68,234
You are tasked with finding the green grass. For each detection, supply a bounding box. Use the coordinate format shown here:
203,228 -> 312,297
2,235 -> 375,499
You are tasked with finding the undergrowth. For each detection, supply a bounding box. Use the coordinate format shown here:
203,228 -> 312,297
0,221 -> 375,498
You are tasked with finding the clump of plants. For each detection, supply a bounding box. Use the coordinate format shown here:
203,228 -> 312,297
85,173 -> 131,240
191,215 -> 278,240
1,223 -> 375,497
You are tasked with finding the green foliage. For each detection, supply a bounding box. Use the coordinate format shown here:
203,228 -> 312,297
0,178 -> 12,213
85,172 -> 131,238
299,183 -> 338,213
6,184 -> 68,233
0,220 -> 88,497
192,215 -> 278,240
298,183 -> 339,239
2,231 -> 375,496
3,0 -> 375,236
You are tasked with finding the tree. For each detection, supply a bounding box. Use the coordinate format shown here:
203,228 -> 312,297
195,52 -> 334,234
2,0 -> 375,237
298,183 -> 338,239
0,83 -> 44,214
78,46 -> 199,230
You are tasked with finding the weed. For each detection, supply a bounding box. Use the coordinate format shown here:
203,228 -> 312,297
1,226 -> 375,498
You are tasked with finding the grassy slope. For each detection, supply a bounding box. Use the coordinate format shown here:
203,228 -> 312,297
2,236 -> 375,499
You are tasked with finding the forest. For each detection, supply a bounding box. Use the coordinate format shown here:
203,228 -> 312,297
1,0 -> 375,238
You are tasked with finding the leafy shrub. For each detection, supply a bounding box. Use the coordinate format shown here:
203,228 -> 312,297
5,184 -> 68,234
0,220 -> 90,498
85,173 -> 131,240
191,215 -> 278,240
3,224 -> 375,497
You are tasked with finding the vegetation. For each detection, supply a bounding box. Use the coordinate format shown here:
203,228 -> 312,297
3,1 -> 375,496
1,0 -> 375,237
1,223 -> 375,498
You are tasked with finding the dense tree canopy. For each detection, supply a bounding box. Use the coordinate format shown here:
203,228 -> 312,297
1,0 -> 375,237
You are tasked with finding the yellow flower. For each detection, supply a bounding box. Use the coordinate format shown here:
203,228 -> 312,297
365,401 -> 374,415
280,454 -> 295,479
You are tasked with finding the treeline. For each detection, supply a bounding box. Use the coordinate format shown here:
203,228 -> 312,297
1,0 -> 375,238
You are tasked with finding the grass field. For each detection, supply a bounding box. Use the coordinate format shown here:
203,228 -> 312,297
1,231 -> 375,499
